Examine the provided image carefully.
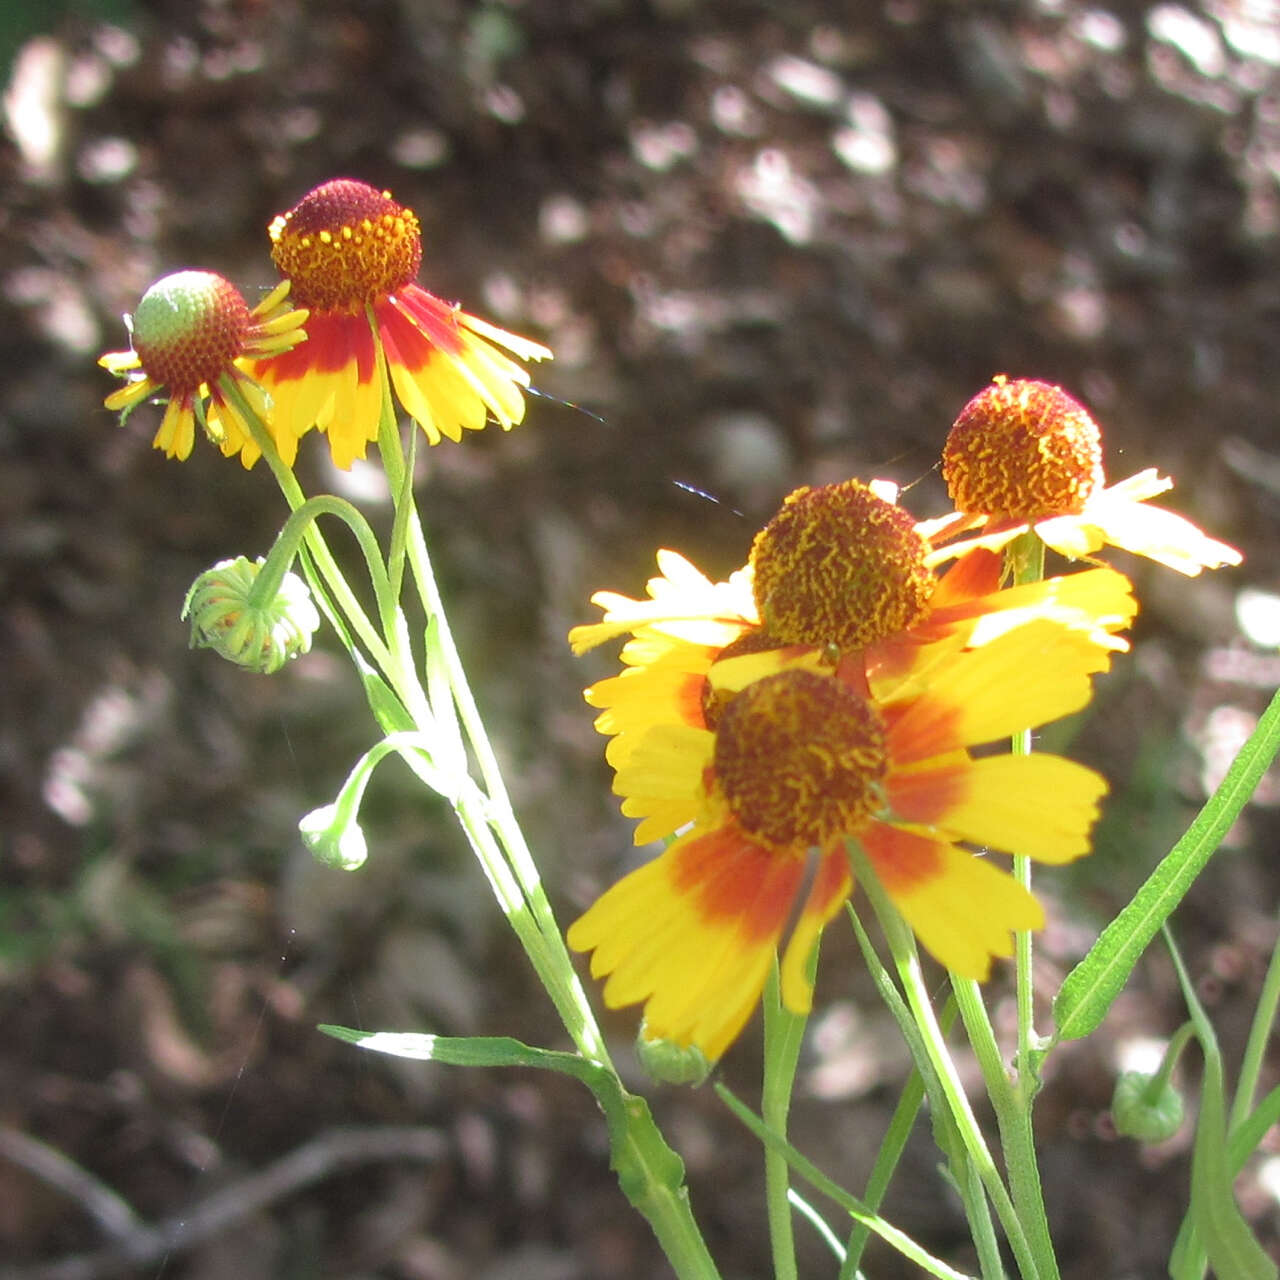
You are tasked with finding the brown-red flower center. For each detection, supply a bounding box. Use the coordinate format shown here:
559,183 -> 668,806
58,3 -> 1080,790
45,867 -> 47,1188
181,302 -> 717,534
750,481 -> 934,652
713,669 -> 887,849
942,377 -> 1105,520
269,178 -> 423,312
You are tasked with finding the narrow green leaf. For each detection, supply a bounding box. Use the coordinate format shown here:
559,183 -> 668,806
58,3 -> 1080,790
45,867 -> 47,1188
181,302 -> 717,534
715,1085 -> 976,1280
355,658 -> 416,736
322,1026 -> 705,1269
318,1025 -> 598,1079
1162,933 -> 1277,1280
1054,688 -> 1280,1042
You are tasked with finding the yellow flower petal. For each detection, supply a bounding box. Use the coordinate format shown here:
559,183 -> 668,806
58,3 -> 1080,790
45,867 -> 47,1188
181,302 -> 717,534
886,619 -> 1109,759
890,753 -> 1107,863
860,825 -> 1043,979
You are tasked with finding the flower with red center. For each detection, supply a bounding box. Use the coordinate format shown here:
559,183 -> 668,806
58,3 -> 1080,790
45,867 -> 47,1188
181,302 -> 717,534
570,480 -> 1136,780
921,376 -> 1242,575
567,618 -> 1111,1061
99,271 -> 307,464
247,179 -> 552,469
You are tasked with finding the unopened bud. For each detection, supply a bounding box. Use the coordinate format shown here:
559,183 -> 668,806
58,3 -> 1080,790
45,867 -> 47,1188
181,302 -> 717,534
299,803 -> 369,870
1112,1070 -> 1185,1143
635,1025 -> 711,1087
182,556 -> 319,674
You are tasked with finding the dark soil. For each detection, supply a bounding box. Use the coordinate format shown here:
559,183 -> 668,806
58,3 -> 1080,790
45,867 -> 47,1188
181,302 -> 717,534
3,2 -> 1280,1277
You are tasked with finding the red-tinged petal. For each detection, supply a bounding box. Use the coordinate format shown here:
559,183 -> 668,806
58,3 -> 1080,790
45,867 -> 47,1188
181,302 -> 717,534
395,283 -> 469,355
889,752 -> 1106,862
930,548 -> 1003,609
885,755 -> 969,826
568,823 -> 807,1059
644,834 -> 805,1056
885,619 -> 1105,760
779,844 -> 853,1013
948,566 -> 1137,656
859,824 -> 1043,979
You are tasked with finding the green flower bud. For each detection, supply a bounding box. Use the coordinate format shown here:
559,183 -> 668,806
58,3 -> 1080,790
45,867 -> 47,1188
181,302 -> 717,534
182,556 -> 319,674
1112,1069 -> 1185,1143
635,1024 -> 712,1087
299,803 -> 369,870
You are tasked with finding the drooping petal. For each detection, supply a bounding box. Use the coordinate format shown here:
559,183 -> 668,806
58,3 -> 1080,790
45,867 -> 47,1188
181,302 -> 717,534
567,823 -> 808,1060
858,824 -> 1043,979
779,844 -> 853,1013
152,394 -> 196,460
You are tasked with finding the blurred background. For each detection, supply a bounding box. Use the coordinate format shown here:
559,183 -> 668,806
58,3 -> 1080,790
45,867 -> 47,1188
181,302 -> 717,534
3,0 -> 1280,1276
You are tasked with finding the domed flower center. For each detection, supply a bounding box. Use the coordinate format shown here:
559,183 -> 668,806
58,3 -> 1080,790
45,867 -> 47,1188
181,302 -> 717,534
713,669 -> 887,849
131,271 -> 251,392
700,627 -> 784,730
943,377 -> 1105,520
750,481 -> 934,651
269,179 -> 423,312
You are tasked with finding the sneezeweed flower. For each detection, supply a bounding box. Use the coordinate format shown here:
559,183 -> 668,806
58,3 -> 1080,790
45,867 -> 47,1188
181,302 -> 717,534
247,178 -> 553,469
921,376 -> 1243,576
99,271 -> 308,465
182,555 -> 320,674
571,479 -> 1137,778
567,617 -> 1112,1062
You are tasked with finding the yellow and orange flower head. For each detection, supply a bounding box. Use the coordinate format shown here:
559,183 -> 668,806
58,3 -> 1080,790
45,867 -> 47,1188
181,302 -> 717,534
922,375 -> 1242,575
248,178 -> 553,469
570,479 -> 1138,774
567,617 -> 1112,1063
98,270 -> 307,464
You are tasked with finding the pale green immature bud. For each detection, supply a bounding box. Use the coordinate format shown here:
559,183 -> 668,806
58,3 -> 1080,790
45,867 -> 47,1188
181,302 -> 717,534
182,556 -> 320,674
1112,1069 -> 1185,1143
299,803 -> 369,870
635,1025 -> 711,1087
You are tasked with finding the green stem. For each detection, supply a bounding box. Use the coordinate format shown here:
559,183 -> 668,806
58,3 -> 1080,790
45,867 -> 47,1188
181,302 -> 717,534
249,494 -> 393,617
221,378 -> 429,725
845,903 -> 1005,1279
717,1085 -> 978,1280
1228,905 -> 1280,1134
849,842 -> 1034,1279
990,532 -> 1059,1279
762,958 -> 807,1280
371,382 -> 611,1066
841,1000 -> 956,1279
1005,529 -> 1045,1084
951,977 -> 1059,1280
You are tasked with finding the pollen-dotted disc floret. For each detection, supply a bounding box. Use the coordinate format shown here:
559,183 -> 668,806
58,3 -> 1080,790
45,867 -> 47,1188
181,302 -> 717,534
750,481 -> 934,651
182,556 -> 320,674
130,271 -> 252,391
713,669 -> 888,849
269,179 -> 423,313
943,377 -> 1105,521
99,271 -> 307,464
